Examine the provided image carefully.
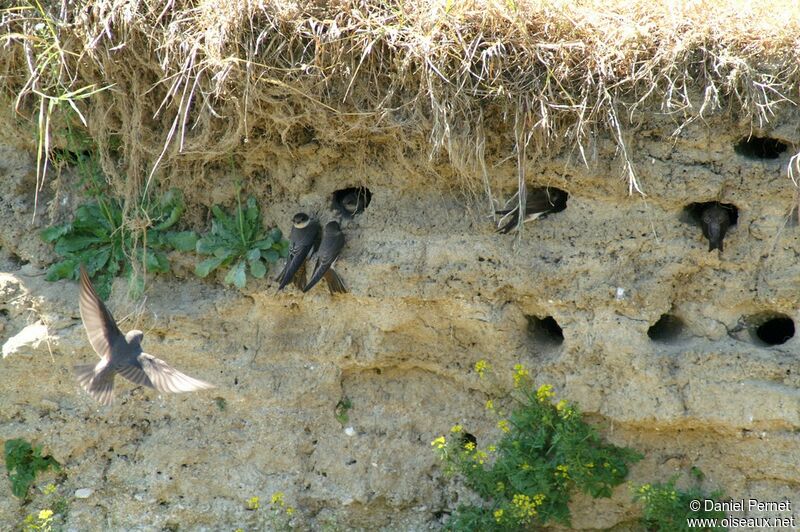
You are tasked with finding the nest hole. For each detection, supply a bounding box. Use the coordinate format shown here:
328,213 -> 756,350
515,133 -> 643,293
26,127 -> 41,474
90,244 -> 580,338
734,136 -> 788,160
753,314 -> 795,346
332,187 -> 372,218
682,201 -> 738,227
526,315 -> 564,346
647,314 -> 685,343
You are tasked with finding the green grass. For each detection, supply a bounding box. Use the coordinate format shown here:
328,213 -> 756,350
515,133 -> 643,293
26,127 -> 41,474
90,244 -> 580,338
634,476 -> 727,531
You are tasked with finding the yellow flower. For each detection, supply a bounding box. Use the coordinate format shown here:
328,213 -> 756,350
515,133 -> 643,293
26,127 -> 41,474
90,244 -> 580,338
555,464 -> 569,479
511,493 -> 542,518
286,507 -> 295,516
247,496 -> 260,510
270,492 -> 284,506
520,462 -> 531,470
431,436 -> 447,449
487,445 -> 496,452
512,364 -> 529,387
536,384 -> 555,402
464,441 -> 476,451
42,483 -> 57,495
494,508 -> 504,522
556,399 -> 568,411
38,509 -> 54,520
485,399 -> 494,411
497,420 -> 510,433
475,359 -> 489,378
495,481 -> 505,492
450,424 -> 463,433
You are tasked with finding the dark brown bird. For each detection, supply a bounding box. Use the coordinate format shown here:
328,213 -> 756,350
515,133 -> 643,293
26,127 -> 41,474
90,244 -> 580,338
303,221 -> 347,294
74,265 -> 214,405
334,188 -> 369,219
701,203 -> 732,252
496,187 -> 568,233
276,213 -> 321,290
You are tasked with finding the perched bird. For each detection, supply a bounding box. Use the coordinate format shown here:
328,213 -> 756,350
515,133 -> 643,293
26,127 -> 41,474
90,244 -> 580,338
496,187 -> 568,234
701,203 -> 732,252
74,265 -> 214,405
276,212 -> 321,290
303,221 -> 347,294
333,188 -> 370,219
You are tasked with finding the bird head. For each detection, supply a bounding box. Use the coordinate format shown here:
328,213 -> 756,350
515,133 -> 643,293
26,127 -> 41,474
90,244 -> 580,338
292,212 -> 311,228
342,193 -> 359,212
325,220 -> 342,233
125,330 -> 144,345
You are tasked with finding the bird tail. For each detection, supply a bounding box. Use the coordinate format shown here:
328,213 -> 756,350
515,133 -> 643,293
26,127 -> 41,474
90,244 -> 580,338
709,239 -> 723,252
292,261 -> 307,290
324,268 -> 347,294
74,363 -> 115,405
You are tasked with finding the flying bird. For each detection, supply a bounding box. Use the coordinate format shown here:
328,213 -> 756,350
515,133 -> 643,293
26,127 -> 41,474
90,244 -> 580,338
276,212 -> 321,290
333,188 -> 369,219
496,187 -> 568,234
303,221 -> 347,294
701,203 -> 733,252
74,265 -> 214,405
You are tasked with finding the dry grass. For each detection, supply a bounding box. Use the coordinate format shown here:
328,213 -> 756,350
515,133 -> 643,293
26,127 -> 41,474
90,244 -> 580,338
2,0 -> 800,217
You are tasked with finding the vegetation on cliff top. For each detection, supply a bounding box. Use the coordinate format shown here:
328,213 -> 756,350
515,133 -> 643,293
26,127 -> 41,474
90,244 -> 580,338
2,0 -> 799,209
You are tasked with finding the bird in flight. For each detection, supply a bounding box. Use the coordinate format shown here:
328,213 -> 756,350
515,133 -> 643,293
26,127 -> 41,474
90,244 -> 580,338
74,265 -> 214,405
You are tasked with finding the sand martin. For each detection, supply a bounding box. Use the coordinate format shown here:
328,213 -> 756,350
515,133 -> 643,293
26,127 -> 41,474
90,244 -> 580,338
276,212 -> 321,290
74,265 -> 214,405
303,221 -> 347,294
701,203 -> 733,252
333,188 -> 370,219
496,186 -> 568,233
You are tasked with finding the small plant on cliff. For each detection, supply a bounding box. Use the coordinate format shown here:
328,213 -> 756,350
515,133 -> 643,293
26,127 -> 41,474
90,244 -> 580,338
22,509 -> 55,532
41,187 -> 197,299
432,362 -> 641,530
194,190 -> 288,288
634,474 -> 727,531
4,439 -> 60,499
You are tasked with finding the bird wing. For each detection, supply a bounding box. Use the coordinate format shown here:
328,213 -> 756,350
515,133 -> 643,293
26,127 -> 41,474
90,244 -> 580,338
138,353 -> 215,393
74,359 -> 115,405
116,363 -> 155,388
277,244 -> 313,290
79,264 -> 123,360
304,233 -> 344,292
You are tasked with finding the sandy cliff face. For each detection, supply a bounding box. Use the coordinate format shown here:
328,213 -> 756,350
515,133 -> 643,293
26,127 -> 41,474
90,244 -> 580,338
1,110 -> 800,529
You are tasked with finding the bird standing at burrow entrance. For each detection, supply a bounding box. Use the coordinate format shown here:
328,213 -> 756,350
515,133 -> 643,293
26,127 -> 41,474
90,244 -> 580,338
74,265 -> 215,405
276,212 -> 321,290
303,221 -> 347,294
701,203 -> 733,252
495,186 -> 568,233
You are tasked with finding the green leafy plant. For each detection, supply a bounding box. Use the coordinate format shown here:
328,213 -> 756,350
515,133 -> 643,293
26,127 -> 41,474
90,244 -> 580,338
432,362 -> 641,530
22,509 -> 55,532
40,188 -> 197,299
634,475 -> 726,531
4,439 -> 61,499
194,192 -> 288,288
334,397 -> 352,425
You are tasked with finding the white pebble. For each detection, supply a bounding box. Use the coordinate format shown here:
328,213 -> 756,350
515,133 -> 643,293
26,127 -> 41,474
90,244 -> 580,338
74,488 -> 93,499
344,427 -> 356,436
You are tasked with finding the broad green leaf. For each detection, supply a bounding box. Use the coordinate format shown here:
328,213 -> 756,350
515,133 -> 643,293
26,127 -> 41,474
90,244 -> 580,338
54,234 -> 104,254
249,258 -> 266,278
195,256 -> 226,278
246,248 -> 261,262
224,260 -> 247,288
195,235 -> 225,255
270,227 -> 282,241
40,224 -> 71,242
86,247 -> 111,275
45,259 -> 78,281
278,241 -> 289,258
213,246 -> 235,259
165,231 -> 198,251
252,237 -> 274,250
93,271 -> 114,300
263,249 -> 280,263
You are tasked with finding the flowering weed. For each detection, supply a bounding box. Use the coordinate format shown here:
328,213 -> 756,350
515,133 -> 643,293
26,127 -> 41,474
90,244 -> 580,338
432,365 -> 641,530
